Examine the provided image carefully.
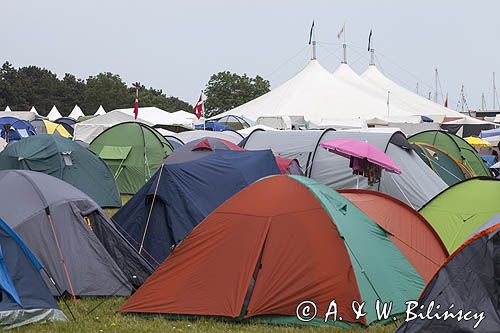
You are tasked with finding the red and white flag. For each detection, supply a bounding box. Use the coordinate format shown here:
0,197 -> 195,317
194,91 -> 204,119
133,87 -> 139,120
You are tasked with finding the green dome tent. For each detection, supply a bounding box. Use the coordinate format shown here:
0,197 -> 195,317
419,177 -> 500,253
409,130 -> 490,177
0,134 -> 121,208
89,122 -> 174,194
410,142 -> 473,185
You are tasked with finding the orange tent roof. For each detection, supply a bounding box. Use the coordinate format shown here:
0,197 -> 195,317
339,189 -> 448,282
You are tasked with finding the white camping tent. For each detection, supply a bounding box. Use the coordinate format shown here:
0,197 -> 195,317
30,106 -> 39,116
112,107 -> 195,129
73,110 -> 152,143
0,111 -> 37,121
175,130 -> 244,145
361,65 -> 466,122
95,105 -> 106,116
47,105 -> 62,121
242,129 -> 446,209
69,105 -> 85,120
213,60 -> 420,128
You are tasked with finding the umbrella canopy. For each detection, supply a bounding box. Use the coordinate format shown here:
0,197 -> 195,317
464,136 -> 492,147
320,139 -> 401,174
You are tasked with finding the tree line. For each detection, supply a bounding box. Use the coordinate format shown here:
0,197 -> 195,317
0,62 -> 193,117
0,61 -> 271,118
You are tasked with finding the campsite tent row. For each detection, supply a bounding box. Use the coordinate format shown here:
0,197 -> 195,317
120,175 -> 448,327
240,129 -> 447,209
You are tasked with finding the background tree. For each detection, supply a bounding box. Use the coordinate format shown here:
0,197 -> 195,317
0,61 -> 193,116
83,72 -> 130,113
204,71 -> 270,117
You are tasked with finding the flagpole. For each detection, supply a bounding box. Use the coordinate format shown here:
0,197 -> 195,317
134,82 -> 140,121
202,90 -> 206,131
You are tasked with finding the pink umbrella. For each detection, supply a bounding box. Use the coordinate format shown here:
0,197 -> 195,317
319,139 -> 401,174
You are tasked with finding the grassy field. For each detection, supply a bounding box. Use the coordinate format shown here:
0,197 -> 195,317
11,298 -> 398,333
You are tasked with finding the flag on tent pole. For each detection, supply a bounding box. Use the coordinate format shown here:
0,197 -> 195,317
308,20 -> 315,45
337,23 -> 345,39
444,93 -> 449,107
194,91 -> 204,119
368,29 -> 373,51
133,82 -> 140,120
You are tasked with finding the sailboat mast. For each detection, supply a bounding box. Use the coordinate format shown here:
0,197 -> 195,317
434,68 -> 438,103
493,72 -> 496,110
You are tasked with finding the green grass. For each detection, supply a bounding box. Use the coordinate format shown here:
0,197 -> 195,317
11,298 -> 398,333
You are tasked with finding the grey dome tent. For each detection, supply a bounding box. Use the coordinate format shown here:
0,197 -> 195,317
241,129 -> 446,209
0,170 -> 152,297
396,223 -> 500,332
0,134 -> 121,208
0,218 -> 66,329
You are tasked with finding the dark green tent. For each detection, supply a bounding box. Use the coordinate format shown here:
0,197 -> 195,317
409,130 -> 490,177
411,142 -> 473,185
0,134 -> 121,208
89,122 -> 173,194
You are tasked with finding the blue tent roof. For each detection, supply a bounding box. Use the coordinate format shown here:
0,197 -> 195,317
113,149 -> 281,267
0,117 -> 36,142
0,218 -> 58,310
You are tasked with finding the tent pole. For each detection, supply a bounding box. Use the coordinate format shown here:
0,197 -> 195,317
369,49 -> 375,66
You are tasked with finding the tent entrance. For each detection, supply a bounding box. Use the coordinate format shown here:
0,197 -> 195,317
98,146 -> 132,179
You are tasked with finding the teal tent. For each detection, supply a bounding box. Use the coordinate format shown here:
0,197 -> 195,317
0,134 -> 121,208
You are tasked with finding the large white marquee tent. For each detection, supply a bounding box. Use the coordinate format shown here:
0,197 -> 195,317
214,60 -> 421,128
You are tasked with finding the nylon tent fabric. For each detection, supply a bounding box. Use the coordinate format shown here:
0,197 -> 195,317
469,213 -> 500,239
112,149 -> 281,267
177,137 -> 300,175
89,122 -> 174,194
339,189 -> 448,282
73,110 -> 151,143
0,117 -> 36,142
54,117 -> 77,136
120,175 -> 424,327
409,130 -> 490,177
419,177 -> 500,253
30,119 -> 72,138
0,218 -> 66,329
0,134 -> 121,208
175,130 -> 244,145
396,224 -> 500,333
410,142 -> 472,185
242,129 -> 446,210
0,170 -> 153,296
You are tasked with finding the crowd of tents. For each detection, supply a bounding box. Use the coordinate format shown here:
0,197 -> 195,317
0,62 -> 500,331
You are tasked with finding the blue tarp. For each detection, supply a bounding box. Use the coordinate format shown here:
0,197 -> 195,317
0,117 -> 36,142
194,121 -> 232,131
480,127 -> 500,138
113,149 -> 281,267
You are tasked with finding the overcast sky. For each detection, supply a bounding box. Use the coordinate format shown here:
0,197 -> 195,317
2,0 -> 499,111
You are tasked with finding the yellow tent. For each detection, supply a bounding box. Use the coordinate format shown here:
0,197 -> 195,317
464,136 -> 491,148
42,120 -> 72,138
